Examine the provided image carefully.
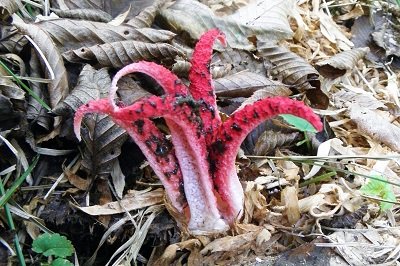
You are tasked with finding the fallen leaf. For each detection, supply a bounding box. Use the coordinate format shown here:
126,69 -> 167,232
349,104 -> 400,152
161,0 -> 295,50
62,40 -> 184,68
77,188 -> 164,215
316,47 -> 369,79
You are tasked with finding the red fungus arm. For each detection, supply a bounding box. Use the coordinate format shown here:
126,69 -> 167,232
210,97 -> 323,221
188,29 -> 226,143
73,98 -> 187,212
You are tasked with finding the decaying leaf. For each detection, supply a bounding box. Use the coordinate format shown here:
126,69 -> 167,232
54,65 -> 127,175
52,65 -> 108,115
161,0 -> 294,50
200,230 -> 259,254
212,48 -> 265,75
318,10 -> 354,50
316,47 -> 370,79
258,43 -> 328,109
36,19 -> 176,52
333,90 -> 385,110
214,71 -> 285,98
0,61 -> 25,101
327,228 -> 400,265
77,188 -> 164,215
0,25 -> 27,53
27,49 -> 51,130
349,104 -> 400,152
50,8 -> 113,22
13,19 -> 69,109
238,86 -> 292,110
253,130 -> 299,156
62,40 -> 184,68
281,186 -> 300,225
0,0 -> 18,21
126,0 -> 165,28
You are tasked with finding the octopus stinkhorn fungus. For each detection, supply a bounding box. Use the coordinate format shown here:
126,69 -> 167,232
74,29 -> 323,235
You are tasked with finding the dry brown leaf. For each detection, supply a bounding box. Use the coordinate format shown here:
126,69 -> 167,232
0,0 -> 18,21
126,0 -> 165,28
62,40 -> 184,68
254,130 -> 299,156
50,8 -> 113,22
349,104 -> 400,152
53,65 -> 108,115
161,0 -> 294,51
13,19 -> 69,110
281,186 -> 300,225
318,10 -> 354,50
212,48 -> 265,75
96,178 -> 112,226
0,59 -> 25,101
214,71 -> 285,98
154,239 -> 202,265
316,47 -> 370,79
77,188 -> 164,215
258,43 -> 329,109
65,170 -> 91,190
200,231 -> 258,254
238,86 -> 292,110
243,181 -> 268,224
36,19 -> 176,52
53,65 -> 127,176
325,228 -> 400,265
0,25 -> 27,53
26,49 -> 51,130
333,90 -> 385,110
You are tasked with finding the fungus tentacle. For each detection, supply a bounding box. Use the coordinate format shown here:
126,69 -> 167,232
210,97 -> 323,221
189,29 -> 226,143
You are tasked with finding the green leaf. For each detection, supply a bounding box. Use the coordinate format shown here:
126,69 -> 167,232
51,258 -> 74,266
32,233 -> 74,258
360,175 -> 396,211
280,114 -> 318,133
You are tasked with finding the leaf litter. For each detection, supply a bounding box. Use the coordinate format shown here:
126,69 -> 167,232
0,0 -> 400,265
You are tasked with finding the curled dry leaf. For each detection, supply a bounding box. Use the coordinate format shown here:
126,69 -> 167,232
238,86 -> 292,110
213,71 -> 284,98
0,25 -> 27,54
316,47 -> 370,79
13,19 -> 69,109
53,65 -> 108,115
349,104 -> 400,152
243,181 -> 268,224
36,19 -> 176,52
50,8 -> 113,22
254,130 -> 299,156
0,0 -> 18,21
126,0 -> 165,28
77,188 -> 164,215
161,0 -> 294,51
62,40 -> 184,68
333,90 -> 385,110
281,186 -> 300,225
258,43 -> 329,109
27,49 -> 51,130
